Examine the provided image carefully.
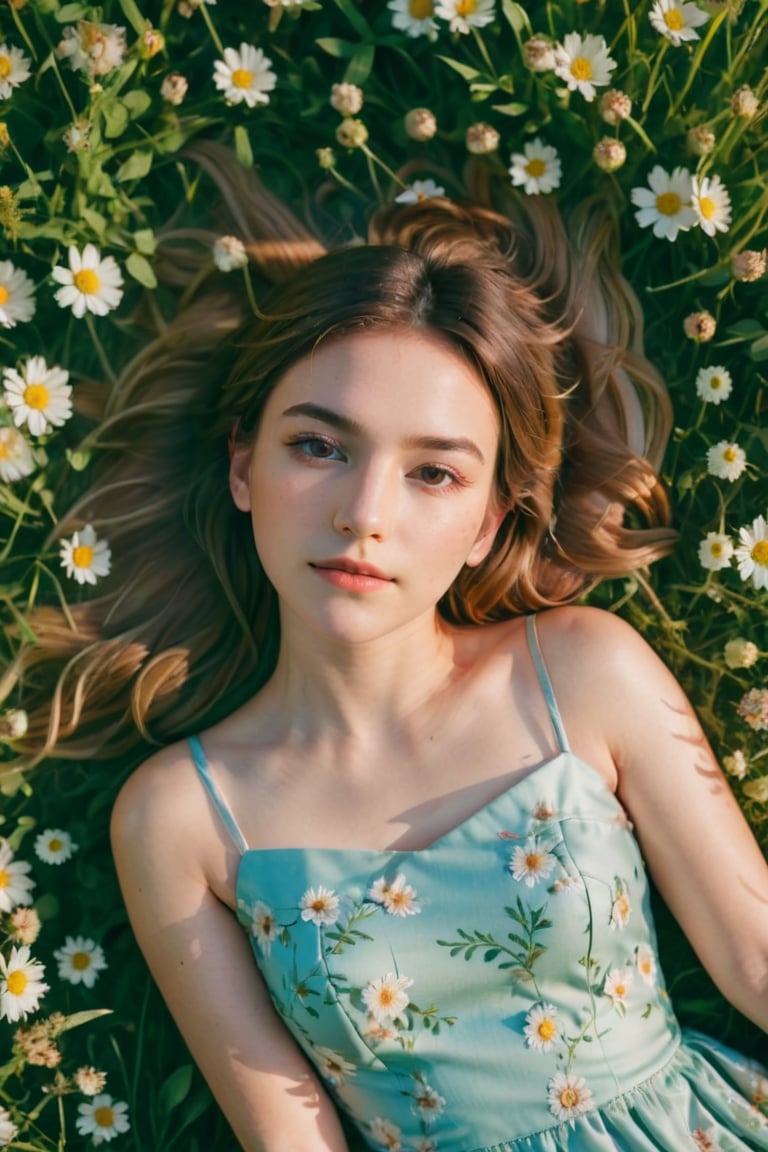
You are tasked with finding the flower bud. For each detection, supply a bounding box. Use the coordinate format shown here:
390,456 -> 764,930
599,89 -> 631,126
335,118 -> 369,149
683,310 -> 716,341
465,122 -> 500,155
686,125 -> 715,157
724,637 -> 759,670
523,37 -> 556,72
722,750 -> 747,780
316,146 -> 336,170
141,27 -> 165,59
731,248 -> 767,282
330,82 -> 364,117
213,235 -> 248,272
730,84 -> 759,119
404,108 -> 437,141
592,137 -> 626,173
161,72 -> 189,105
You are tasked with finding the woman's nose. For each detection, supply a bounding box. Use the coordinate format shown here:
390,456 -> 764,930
332,460 -> 397,540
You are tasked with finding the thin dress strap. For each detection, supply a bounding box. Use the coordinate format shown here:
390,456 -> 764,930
188,735 -> 249,855
525,615 -> 570,755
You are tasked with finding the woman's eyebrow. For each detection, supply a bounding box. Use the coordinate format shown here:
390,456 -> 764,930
281,401 -> 486,464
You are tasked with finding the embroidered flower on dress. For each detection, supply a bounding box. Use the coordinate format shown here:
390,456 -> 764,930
298,885 -> 340,926
609,881 -> 631,929
636,944 -> 657,986
547,1071 -> 594,1123
365,1018 -> 399,1043
692,1128 -> 721,1151
250,900 -> 280,953
314,1045 -> 357,1086
532,800 -> 557,821
369,1115 -> 403,1150
362,972 -> 413,1023
509,837 -> 557,887
412,1078 -> 446,1120
603,966 -> 634,1010
367,873 -> 421,916
523,1002 -> 562,1052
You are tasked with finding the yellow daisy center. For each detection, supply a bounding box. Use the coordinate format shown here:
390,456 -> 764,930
23,383 -> 50,411
525,851 -> 543,869
709,375 -> 723,390
0,440 -> 9,461
0,868 -> 8,888
0,56 -> 11,80
456,0 -> 477,14
378,987 -> 396,1007
73,268 -> 101,295
709,541 -> 725,558
259,915 -> 274,933
94,1106 -> 115,1129
72,951 -> 91,970
0,284 -> 9,305
664,8 -> 685,30
410,0 -> 434,17
613,982 -> 627,997
231,68 -> 254,89
655,192 -> 682,216
538,1018 -> 557,1040
48,838 -> 62,852
525,158 -> 546,178
698,196 -> 716,220
751,540 -> 768,565
570,56 -> 593,81
560,1086 -> 579,1108
7,969 -> 28,996
72,544 -> 94,569
723,447 -> 737,461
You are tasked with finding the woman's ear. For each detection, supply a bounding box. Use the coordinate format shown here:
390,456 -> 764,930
465,505 -> 507,568
229,444 -> 252,512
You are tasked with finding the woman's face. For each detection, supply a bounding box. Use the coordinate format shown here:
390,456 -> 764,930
230,328 -> 505,647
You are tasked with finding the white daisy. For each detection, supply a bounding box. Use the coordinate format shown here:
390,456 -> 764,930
213,235 -> 248,272
298,885 -> 340,926
59,524 -> 112,586
547,1071 -> 594,1122
54,936 -> 107,988
509,837 -> 557,887
57,22 -> 127,76
0,425 -> 35,482
0,945 -> 49,1022
367,873 -> 421,916
698,532 -> 733,571
388,0 -> 439,40
509,138 -> 562,196
435,0 -> 495,35
412,1080 -> 446,1119
603,965 -> 634,1009
76,1094 -> 130,1144
52,244 -> 124,319
0,1105 -> 18,1147
553,32 -> 616,102
610,883 -> 631,929
365,1017 -> 399,1043
34,828 -> 78,865
707,440 -> 747,482
0,43 -> 31,98
249,901 -> 280,954
369,1116 -> 403,1150
314,1045 -> 357,1086
361,972 -> 413,1023
395,179 -> 446,204
649,0 -> 709,46
695,365 -> 732,405
523,1002 -> 562,1052
3,357 -> 72,437
0,840 -> 35,912
630,165 -> 697,241
692,174 -> 732,237
213,43 -> 276,107
0,260 -> 36,327
735,515 -> 768,591
636,943 -> 657,986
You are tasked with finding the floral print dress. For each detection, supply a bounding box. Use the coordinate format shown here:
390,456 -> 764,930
189,618 -> 768,1152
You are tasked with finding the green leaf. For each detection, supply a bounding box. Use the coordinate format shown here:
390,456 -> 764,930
331,0 -> 373,38
158,1064 -> 194,1114
750,333 -> 768,361
56,3 -> 91,21
102,100 -> 130,139
315,37 -> 357,60
437,56 -> 482,82
80,206 -> 107,237
501,0 -> 532,34
122,88 -> 153,119
727,319 -> 766,338
126,251 -> 157,288
133,228 -> 156,256
234,125 -> 253,169
59,1009 -> 113,1033
344,43 -> 375,87
491,101 -> 528,116
117,149 -> 153,182
117,0 -> 149,36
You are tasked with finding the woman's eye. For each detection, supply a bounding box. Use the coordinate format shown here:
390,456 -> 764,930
289,436 -> 343,461
416,465 -> 459,488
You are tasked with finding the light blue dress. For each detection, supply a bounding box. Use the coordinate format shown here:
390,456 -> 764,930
189,618 -> 768,1152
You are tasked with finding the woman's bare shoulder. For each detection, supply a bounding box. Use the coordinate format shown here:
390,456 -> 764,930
110,738 -> 210,859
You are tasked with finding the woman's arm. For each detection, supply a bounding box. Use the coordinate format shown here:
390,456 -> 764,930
110,752 -> 350,1152
541,606 -> 768,1033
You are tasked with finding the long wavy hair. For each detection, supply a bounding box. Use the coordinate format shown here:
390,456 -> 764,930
7,143 -> 676,769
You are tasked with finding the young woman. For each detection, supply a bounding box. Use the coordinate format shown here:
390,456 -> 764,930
15,147 -> 768,1150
